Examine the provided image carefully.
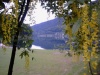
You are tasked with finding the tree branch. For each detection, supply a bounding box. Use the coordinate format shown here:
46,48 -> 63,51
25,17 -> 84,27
18,0 -> 26,21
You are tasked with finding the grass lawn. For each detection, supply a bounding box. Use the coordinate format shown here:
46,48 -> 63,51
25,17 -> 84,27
0,47 -> 94,75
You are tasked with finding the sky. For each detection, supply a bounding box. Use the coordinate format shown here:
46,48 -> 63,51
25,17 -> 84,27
24,0 -> 96,26
24,2 -> 56,26
4,0 -> 96,26
2,1 -> 55,26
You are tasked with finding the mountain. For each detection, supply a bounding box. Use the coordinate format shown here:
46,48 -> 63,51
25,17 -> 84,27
31,18 -> 69,49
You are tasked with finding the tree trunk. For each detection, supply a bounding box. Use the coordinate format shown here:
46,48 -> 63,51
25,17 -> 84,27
7,28 -> 19,75
89,61 -> 94,75
7,0 -> 30,75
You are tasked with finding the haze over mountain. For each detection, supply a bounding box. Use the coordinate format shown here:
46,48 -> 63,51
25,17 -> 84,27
31,18 -> 69,49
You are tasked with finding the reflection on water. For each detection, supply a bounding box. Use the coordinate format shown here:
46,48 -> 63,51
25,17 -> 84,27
33,35 -> 69,50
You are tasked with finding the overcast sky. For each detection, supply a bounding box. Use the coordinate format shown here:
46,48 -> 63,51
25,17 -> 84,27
4,0 -> 96,26
24,2 -> 56,26
25,0 -> 96,26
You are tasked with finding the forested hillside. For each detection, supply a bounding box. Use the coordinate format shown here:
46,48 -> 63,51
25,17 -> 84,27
31,18 -> 69,49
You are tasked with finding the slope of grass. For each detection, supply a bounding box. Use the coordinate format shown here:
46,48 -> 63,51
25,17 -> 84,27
0,48 -> 84,75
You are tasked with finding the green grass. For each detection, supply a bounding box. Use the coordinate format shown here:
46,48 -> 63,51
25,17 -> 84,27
0,48 -> 85,75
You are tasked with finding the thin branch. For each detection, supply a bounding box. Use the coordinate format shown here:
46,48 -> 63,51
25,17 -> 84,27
18,0 -> 26,21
